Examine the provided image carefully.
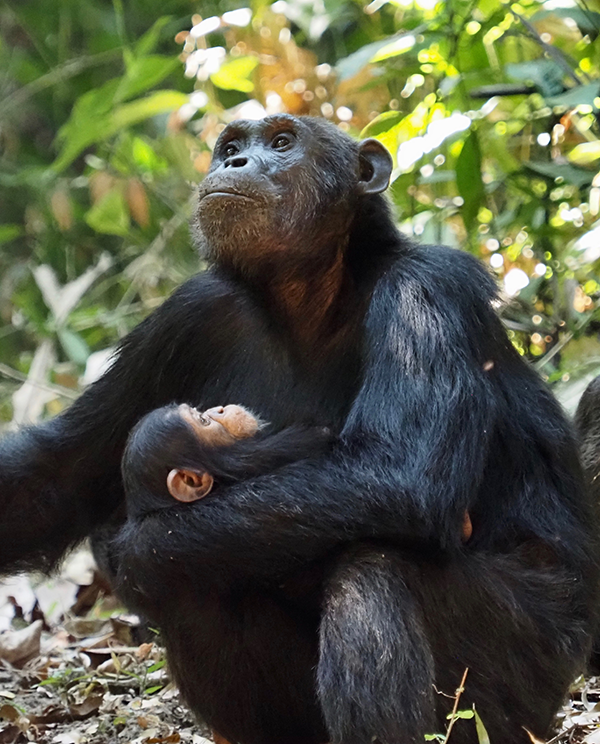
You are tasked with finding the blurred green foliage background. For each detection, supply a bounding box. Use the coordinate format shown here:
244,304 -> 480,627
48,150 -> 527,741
2,0 -> 600,425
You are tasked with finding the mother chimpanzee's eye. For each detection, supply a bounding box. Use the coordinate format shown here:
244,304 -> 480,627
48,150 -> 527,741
272,133 -> 294,151
224,143 -> 239,158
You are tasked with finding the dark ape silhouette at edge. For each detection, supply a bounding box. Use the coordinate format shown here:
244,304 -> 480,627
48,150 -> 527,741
0,115 -> 598,744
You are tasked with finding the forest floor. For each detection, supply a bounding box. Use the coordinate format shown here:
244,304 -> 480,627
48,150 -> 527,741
0,547 -> 598,744
0,546 -> 209,744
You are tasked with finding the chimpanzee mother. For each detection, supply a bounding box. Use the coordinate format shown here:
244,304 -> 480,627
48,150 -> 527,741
0,115 -> 598,744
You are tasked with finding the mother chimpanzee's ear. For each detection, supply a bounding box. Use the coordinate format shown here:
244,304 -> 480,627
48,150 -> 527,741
357,138 -> 393,195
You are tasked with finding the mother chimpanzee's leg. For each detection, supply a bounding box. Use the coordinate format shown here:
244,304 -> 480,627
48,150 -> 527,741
318,545 -> 589,744
162,587 -> 329,744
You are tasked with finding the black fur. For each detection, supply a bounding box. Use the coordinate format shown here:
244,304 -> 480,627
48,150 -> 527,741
0,115 -> 598,744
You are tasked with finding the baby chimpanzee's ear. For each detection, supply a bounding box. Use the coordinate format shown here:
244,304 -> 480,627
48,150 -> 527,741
167,469 -> 214,502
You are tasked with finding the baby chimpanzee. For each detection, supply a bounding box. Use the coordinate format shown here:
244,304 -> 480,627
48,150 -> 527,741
123,402 -> 474,542
122,403 -> 334,518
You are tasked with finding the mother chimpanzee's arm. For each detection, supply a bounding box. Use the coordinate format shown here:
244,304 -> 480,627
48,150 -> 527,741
117,249 -> 585,604
0,273 -> 248,572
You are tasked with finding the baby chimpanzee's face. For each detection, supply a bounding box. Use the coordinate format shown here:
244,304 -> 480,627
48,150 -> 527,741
179,404 -> 260,446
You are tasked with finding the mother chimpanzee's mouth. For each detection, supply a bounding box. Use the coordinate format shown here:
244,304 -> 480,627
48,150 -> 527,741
201,189 -> 254,200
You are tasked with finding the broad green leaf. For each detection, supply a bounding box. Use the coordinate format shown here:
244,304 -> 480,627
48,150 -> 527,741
135,17 -> 173,56
0,225 -> 23,245
116,56 -> 179,103
371,33 -> 417,62
568,141 -> 600,166
524,161 -> 594,187
361,110 -> 404,138
336,37 -> 405,81
54,67 -> 185,172
132,137 -> 168,173
546,82 -> 600,110
110,90 -> 188,130
336,30 -> 430,80
211,56 -> 258,92
531,7 -> 600,36
505,60 -> 564,97
85,186 -> 130,237
361,112 -> 404,167
57,328 -> 90,365
456,130 -> 484,233
54,81 -> 121,171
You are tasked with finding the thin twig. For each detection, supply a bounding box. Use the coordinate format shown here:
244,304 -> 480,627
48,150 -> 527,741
534,331 -> 574,370
444,668 -> 469,743
0,363 -> 78,400
0,49 -> 121,119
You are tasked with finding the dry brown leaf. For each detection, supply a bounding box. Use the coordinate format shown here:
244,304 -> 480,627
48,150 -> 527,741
136,643 -> 154,661
68,694 -> 103,720
0,620 -> 42,666
126,179 -> 150,228
63,617 -> 111,639
0,706 -> 18,724
110,615 -> 136,645
31,704 -> 70,724
0,724 -> 24,743
50,188 -> 73,231
89,171 -> 115,204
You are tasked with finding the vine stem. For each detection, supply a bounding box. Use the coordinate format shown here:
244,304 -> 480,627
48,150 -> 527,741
443,667 -> 469,744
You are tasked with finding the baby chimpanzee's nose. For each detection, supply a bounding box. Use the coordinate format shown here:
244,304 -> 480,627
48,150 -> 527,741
205,406 -> 225,418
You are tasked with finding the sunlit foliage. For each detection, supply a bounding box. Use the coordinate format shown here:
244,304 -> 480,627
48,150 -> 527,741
1,0 -> 600,422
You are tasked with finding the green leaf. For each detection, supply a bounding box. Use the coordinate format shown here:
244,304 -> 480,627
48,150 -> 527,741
0,224 -> 23,245
54,66 -> 185,172
57,328 -> 90,365
147,659 -> 166,673
546,82 -> 600,109
474,710 -> 491,744
361,111 -> 405,168
110,90 -> 188,130
523,162 -> 594,188
211,56 -> 258,93
116,56 -> 179,103
361,110 -> 404,138
448,710 -> 475,720
531,8 -> 600,37
568,141 -> 600,166
336,36 -> 406,81
54,81 -> 120,171
456,130 -> 484,233
132,137 -> 168,173
85,185 -> 130,236
135,17 -> 173,56
505,60 -> 564,97
371,33 -> 417,62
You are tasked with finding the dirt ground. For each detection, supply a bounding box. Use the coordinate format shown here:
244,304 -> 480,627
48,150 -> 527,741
0,545 -> 598,744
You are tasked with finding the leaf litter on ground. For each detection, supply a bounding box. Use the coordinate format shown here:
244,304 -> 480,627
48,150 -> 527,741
0,545 -> 599,743
0,545 -> 211,744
